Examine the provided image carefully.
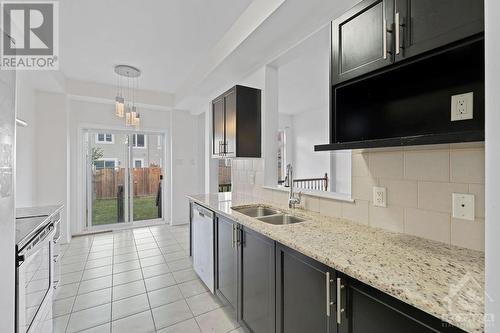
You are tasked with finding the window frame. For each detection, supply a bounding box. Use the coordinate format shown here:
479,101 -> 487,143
132,134 -> 147,149
94,158 -> 118,170
133,158 -> 144,168
95,133 -> 114,144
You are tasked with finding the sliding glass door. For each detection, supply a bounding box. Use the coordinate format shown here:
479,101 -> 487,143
85,130 -> 164,228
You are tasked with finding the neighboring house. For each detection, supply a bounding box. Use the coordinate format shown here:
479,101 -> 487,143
92,132 -> 163,169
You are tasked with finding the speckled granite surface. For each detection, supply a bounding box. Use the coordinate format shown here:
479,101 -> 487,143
187,193 -> 485,333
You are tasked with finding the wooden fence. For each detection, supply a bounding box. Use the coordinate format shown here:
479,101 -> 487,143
93,167 -> 161,199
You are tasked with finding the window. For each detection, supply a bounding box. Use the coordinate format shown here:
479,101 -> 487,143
133,159 -> 144,168
96,133 -> 114,144
94,159 -> 117,170
132,134 -> 147,148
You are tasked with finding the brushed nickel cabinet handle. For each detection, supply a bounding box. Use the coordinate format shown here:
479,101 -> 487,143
337,277 -> 345,324
395,12 -> 400,55
326,272 -> 331,316
383,18 -> 388,59
231,224 -> 235,248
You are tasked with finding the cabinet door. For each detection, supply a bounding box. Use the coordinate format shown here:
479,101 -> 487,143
239,227 -> 275,333
224,89 -> 237,157
276,245 -> 336,333
394,0 -> 483,61
212,97 -> 225,156
216,216 -> 238,310
337,276 -> 464,333
332,0 -> 394,85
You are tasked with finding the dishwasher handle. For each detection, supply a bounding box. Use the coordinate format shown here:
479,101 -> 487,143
193,204 -> 214,220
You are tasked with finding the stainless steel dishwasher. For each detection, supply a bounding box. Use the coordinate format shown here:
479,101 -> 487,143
191,203 -> 215,293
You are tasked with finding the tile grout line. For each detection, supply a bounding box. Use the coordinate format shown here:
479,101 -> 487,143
109,232 -> 115,333
132,227 -> 158,331
57,226 -> 193,332
63,235 -> 93,333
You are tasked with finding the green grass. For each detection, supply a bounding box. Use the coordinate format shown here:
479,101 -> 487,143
92,195 -> 159,225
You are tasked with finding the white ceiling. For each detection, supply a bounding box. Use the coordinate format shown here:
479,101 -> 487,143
276,25 -> 330,115
179,0 -> 358,113
59,0 -> 253,93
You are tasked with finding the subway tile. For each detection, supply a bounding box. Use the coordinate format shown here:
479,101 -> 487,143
369,151 -> 404,180
369,206 -> 405,233
450,149 -> 485,184
378,179 -> 417,208
303,196 -> 320,213
341,200 -> 369,225
418,182 -> 468,213
405,208 -> 450,244
451,218 -> 485,251
468,184 -> 485,219
319,198 -> 342,218
352,152 -> 370,177
351,176 -> 378,202
404,150 -> 450,182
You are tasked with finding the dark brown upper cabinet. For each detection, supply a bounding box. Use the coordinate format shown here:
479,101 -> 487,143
316,0 -> 484,151
212,85 -> 261,158
394,0 -> 484,62
332,0 -> 484,86
332,0 -> 394,85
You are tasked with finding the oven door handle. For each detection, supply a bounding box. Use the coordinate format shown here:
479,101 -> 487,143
18,225 -> 56,266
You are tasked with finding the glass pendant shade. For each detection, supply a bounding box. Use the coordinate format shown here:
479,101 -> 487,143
125,109 -> 133,126
115,96 -> 125,117
133,113 -> 141,127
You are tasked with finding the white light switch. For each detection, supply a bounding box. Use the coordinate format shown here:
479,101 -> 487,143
451,92 -> 473,121
452,193 -> 475,221
373,187 -> 387,208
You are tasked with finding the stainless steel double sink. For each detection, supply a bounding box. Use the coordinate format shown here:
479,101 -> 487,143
232,206 -> 306,225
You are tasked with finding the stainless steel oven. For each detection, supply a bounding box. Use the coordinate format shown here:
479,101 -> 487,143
16,222 -> 55,333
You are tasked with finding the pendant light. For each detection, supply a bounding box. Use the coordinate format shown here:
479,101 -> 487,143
114,65 -> 141,127
115,73 -> 124,117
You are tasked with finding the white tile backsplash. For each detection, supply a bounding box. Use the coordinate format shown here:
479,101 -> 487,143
450,149 -> 485,184
404,150 -> 450,182
230,144 -> 485,251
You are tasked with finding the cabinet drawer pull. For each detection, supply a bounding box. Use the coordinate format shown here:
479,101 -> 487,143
231,224 -> 235,248
337,277 -> 345,324
383,18 -> 388,59
395,12 -> 400,55
326,272 -> 334,317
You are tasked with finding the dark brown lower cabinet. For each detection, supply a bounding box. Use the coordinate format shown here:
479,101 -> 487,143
276,244 -> 336,333
337,274 -> 467,333
211,211 -> 466,333
215,216 -> 238,311
239,226 -> 275,333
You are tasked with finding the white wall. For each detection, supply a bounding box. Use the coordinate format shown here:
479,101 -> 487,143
485,0 -> 499,329
289,108 -> 329,179
34,91 -> 70,242
15,72 -> 37,207
170,110 -> 203,224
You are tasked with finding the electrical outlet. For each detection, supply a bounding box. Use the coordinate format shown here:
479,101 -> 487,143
451,92 -> 473,121
452,193 -> 475,221
373,187 -> 387,208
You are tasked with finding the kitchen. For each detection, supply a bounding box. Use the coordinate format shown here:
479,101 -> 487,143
0,0 -> 499,332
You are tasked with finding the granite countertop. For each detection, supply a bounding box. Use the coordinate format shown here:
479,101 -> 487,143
187,193 -> 485,333
16,205 -> 63,249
